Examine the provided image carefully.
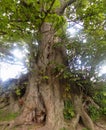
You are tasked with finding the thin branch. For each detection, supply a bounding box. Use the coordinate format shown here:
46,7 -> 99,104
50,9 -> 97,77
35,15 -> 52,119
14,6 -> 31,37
40,0 -> 56,27
84,96 -> 100,109
58,0 -> 77,15
67,20 -> 84,28
0,31 -> 7,35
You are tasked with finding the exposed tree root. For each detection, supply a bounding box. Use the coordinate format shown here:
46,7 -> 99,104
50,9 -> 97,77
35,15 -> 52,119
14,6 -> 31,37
68,114 -> 80,130
84,96 -> 100,109
80,109 -> 94,130
0,108 -> 105,130
95,122 -> 106,130
0,88 -> 101,130
0,121 -> 10,126
71,94 -> 95,130
0,120 -> 14,130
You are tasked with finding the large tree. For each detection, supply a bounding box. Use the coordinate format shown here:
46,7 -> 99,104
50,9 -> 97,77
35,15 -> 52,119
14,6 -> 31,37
0,0 -> 105,130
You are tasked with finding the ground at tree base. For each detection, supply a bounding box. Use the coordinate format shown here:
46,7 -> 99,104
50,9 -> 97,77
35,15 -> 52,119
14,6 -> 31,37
0,119 -> 106,130
77,121 -> 106,130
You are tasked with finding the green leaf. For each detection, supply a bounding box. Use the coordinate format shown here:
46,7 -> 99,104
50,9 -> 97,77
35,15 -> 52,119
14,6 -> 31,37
43,76 -> 49,80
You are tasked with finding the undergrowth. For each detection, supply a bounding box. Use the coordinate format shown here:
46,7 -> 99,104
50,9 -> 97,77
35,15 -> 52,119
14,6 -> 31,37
0,110 -> 19,121
88,89 -> 106,121
63,100 -> 75,120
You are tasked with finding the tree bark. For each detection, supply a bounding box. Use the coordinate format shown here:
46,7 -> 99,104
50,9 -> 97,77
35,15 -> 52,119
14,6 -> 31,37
71,93 -> 94,130
9,22 -> 67,130
35,22 -> 67,130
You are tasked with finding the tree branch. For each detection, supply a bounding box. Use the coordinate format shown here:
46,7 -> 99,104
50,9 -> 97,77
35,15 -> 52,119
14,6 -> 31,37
40,0 -> 56,27
58,0 -> 77,15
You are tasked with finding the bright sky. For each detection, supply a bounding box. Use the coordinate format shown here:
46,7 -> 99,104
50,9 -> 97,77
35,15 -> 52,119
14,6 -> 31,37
0,48 -> 27,82
0,62 -> 24,81
67,22 -> 83,37
99,65 -> 106,76
101,66 -> 106,74
12,49 -> 24,60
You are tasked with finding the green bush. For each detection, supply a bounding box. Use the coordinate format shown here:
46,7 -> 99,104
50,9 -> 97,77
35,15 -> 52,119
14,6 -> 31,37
88,105 -> 101,121
63,100 -> 75,120
93,90 -> 106,116
102,107 -> 106,115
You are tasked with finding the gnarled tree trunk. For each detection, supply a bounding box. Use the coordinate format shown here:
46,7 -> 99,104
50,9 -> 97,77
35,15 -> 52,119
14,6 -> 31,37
9,22 -> 67,130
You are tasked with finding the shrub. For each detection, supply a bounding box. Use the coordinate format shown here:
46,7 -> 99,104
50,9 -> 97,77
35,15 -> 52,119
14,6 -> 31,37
63,100 -> 75,120
88,105 -> 101,121
93,90 -> 106,116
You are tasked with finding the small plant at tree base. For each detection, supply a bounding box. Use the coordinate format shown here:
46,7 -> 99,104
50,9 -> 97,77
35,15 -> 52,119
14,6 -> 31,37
63,100 -> 75,120
0,110 -> 19,121
82,128 -> 89,130
60,127 -> 67,130
88,105 -> 100,121
93,90 -> 106,116
15,88 -> 21,96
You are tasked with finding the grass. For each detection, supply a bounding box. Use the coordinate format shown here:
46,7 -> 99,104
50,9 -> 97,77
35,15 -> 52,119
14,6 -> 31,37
0,110 -> 19,121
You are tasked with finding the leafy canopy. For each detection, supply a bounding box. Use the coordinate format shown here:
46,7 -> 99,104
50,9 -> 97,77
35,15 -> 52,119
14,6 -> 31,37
0,0 -> 106,75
